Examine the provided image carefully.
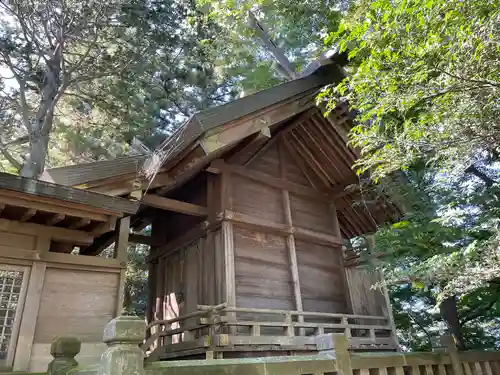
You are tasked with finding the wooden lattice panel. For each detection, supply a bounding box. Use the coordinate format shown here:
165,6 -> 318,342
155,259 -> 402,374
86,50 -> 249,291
0,266 -> 26,364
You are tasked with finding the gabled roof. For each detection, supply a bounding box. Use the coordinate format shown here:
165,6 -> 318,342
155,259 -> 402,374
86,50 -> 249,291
38,57 -> 400,239
41,63 -> 343,189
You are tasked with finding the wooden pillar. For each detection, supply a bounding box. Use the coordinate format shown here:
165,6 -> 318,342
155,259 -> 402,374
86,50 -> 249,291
367,234 -> 399,349
113,216 -> 130,317
278,139 -> 304,327
331,202 -> 353,314
146,260 -> 155,325
380,271 -> 400,350
220,171 -> 236,307
13,235 -> 50,371
208,173 -> 225,305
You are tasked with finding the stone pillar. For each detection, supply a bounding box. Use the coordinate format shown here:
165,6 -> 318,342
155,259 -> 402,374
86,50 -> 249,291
441,335 -> 464,375
98,316 -> 146,375
48,336 -> 81,375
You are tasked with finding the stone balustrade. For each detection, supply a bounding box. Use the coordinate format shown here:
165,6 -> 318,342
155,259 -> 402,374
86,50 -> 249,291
45,317 -> 500,375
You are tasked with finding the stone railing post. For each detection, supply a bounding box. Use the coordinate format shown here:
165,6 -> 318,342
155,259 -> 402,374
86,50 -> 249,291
48,336 -> 81,375
314,334 -> 353,375
98,316 -> 146,375
441,335 -> 464,375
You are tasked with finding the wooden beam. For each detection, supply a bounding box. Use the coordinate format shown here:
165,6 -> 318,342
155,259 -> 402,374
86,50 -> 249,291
222,210 -> 288,234
210,159 -> 333,201
0,218 -> 93,245
146,221 -> 215,262
199,90 -> 317,154
19,208 -> 37,222
248,10 -> 296,79
222,221 -> 236,307
222,210 -> 343,247
219,169 -> 236,311
141,195 -> 208,217
0,192 -> 109,222
45,213 -> 65,226
113,217 -> 130,263
89,171 -> 172,197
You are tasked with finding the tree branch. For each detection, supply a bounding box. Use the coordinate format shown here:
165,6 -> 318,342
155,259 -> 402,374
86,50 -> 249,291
66,31 -> 99,78
407,311 -> 434,349
3,135 -> 29,146
0,142 -> 21,170
465,164 -> 497,187
433,67 -> 500,89
459,298 -> 497,327
0,53 -> 32,132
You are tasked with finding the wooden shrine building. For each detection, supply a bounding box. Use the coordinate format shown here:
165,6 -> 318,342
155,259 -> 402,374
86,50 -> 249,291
0,173 -> 138,372
41,58 -> 401,360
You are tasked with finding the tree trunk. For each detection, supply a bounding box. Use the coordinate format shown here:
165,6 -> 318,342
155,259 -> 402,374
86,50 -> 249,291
20,45 -> 62,179
20,132 -> 50,178
439,295 -> 466,350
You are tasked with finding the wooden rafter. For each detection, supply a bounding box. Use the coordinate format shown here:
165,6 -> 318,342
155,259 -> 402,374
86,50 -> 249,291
45,214 -> 65,226
309,116 -> 354,172
280,137 -> 320,189
141,195 -> 208,217
69,218 -> 91,230
79,231 -> 115,256
301,120 -> 352,177
19,208 -> 37,222
92,217 -> 117,235
226,128 -> 271,165
294,126 -> 345,182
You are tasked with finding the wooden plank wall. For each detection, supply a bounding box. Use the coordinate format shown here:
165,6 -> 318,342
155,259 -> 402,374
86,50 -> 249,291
345,266 -> 386,317
0,229 -> 122,373
148,173 -> 213,324
295,240 -> 346,314
148,232 -> 226,325
146,135 -> 392,327
34,268 -> 118,342
229,140 -> 349,316
29,268 -> 118,372
234,227 -> 294,311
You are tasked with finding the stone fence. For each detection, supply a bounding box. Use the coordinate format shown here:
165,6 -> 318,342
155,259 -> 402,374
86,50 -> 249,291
46,316 -> 500,375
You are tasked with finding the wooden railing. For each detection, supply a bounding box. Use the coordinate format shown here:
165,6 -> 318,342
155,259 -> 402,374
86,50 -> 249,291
142,304 -> 397,360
